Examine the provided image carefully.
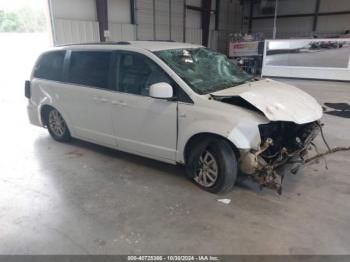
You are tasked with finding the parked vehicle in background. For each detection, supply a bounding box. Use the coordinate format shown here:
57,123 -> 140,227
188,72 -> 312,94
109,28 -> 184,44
26,41 -> 323,194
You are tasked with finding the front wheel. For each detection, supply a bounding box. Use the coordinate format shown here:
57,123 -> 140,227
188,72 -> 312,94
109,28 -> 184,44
186,138 -> 238,194
45,108 -> 71,142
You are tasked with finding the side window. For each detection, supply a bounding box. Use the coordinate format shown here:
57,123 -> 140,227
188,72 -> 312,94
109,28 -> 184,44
118,52 -> 172,96
34,51 -> 65,81
68,51 -> 112,89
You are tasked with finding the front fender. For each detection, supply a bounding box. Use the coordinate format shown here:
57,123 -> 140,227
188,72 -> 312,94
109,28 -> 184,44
228,122 -> 262,150
176,119 -> 262,163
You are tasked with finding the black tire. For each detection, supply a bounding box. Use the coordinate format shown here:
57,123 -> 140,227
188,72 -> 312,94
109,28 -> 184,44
44,107 -> 71,142
186,137 -> 237,194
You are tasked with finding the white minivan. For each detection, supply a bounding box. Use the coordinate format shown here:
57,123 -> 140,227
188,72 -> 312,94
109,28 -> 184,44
26,41 -> 323,194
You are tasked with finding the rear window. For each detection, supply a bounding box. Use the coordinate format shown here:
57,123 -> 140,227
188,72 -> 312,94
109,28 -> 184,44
67,51 -> 112,89
34,51 -> 66,81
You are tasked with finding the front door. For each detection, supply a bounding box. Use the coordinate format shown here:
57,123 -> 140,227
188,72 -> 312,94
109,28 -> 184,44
110,51 -> 177,162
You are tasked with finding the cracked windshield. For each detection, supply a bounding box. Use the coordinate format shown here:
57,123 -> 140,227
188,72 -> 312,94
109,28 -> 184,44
155,48 -> 251,95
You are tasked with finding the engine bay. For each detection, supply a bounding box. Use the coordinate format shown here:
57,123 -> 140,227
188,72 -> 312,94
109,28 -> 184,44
240,121 -> 320,194
258,121 -> 319,163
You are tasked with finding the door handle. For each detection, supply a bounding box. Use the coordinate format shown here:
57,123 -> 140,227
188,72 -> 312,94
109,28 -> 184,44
111,100 -> 127,107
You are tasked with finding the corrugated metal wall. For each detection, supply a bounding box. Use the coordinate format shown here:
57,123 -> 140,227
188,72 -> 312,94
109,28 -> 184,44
109,23 -> 135,41
170,0 -> 185,42
48,0 -> 350,53
50,0 -> 135,45
49,0 -> 100,45
135,0 -> 154,40
108,0 -> 136,41
185,0 -> 202,44
54,19 -> 100,45
242,0 -> 350,38
49,0 -> 220,47
155,0 -> 170,40
135,0 -> 203,45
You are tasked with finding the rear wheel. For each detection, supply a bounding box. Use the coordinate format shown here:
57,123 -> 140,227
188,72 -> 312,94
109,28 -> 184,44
186,138 -> 238,194
45,108 -> 71,142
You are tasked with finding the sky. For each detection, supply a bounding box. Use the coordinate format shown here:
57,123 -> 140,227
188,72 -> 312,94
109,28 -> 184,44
0,0 -> 45,10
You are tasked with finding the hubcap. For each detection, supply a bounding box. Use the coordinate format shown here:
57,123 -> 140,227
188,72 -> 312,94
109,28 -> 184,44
194,150 -> 218,188
48,110 -> 66,137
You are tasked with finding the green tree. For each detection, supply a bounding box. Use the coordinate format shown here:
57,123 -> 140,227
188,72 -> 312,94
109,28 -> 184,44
0,8 -> 47,32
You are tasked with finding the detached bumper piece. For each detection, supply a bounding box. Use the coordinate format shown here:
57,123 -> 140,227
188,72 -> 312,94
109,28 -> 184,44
240,121 -> 320,195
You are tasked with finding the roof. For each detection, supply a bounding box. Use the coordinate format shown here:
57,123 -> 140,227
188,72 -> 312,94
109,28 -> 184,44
57,41 -> 203,52
128,41 -> 202,51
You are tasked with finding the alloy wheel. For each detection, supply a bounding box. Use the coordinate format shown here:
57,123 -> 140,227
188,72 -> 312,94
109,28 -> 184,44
48,110 -> 67,137
194,150 -> 219,188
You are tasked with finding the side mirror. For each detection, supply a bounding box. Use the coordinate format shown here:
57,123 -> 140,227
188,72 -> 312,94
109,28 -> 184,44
149,82 -> 173,99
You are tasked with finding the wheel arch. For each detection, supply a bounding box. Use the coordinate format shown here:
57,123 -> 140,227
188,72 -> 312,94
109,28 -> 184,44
40,104 -> 53,126
39,104 -> 72,133
183,132 -> 240,165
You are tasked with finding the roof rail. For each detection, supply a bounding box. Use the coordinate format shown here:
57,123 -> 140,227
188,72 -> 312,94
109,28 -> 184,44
144,40 -> 176,42
57,41 -> 131,47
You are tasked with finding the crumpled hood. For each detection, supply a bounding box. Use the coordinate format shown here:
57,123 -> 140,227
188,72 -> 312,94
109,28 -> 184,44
211,79 -> 323,124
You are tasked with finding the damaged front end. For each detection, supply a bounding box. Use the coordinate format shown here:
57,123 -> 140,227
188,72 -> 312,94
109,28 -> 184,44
239,121 -> 320,194
209,79 -> 325,194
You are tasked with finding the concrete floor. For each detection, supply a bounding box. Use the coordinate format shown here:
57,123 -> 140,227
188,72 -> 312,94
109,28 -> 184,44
1,36 -> 350,254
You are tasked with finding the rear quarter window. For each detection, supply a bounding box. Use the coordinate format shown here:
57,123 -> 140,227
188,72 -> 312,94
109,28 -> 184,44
33,51 -> 66,81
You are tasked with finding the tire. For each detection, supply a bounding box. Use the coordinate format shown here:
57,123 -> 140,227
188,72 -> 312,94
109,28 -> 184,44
45,107 -> 71,142
186,137 -> 237,194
